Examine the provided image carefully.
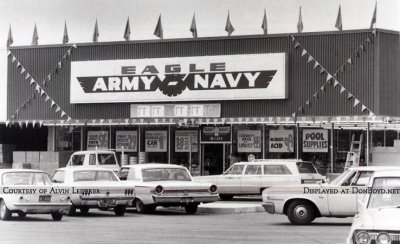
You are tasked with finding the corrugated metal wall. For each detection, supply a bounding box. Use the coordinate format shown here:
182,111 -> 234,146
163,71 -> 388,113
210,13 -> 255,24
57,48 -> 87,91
7,29 -> 393,121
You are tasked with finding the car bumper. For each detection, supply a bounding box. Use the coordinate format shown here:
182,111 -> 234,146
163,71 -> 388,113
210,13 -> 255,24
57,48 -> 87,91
72,195 -> 135,207
262,202 -> 275,214
152,194 -> 219,204
11,202 -> 71,213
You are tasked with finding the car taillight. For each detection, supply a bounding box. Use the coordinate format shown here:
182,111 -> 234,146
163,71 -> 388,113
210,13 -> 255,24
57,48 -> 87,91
155,185 -> 164,194
209,185 -> 217,193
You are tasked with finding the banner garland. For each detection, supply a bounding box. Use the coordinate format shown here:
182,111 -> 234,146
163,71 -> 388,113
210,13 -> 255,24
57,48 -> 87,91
290,32 -> 376,119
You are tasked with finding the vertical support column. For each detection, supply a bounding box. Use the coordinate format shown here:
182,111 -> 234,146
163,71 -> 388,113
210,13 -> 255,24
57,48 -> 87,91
331,123 -> 335,173
80,126 -> 84,151
296,123 -> 300,159
138,125 -> 142,163
367,122 -> 370,166
109,125 -> 112,149
223,143 -> 226,172
168,124 -> 171,164
262,124 -> 266,159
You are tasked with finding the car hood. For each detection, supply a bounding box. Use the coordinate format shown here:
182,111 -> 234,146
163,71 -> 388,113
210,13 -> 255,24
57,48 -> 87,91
352,208 -> 400,230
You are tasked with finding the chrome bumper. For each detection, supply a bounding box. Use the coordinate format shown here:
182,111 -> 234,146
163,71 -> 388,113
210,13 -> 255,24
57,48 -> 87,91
152,194 -> 219,204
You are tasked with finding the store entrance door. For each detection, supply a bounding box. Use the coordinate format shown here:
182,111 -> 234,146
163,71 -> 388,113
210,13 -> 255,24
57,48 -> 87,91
202,144 -> 229,175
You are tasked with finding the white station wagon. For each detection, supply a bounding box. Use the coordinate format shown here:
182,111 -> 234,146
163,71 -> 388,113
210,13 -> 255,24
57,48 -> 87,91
118,164 -> 219,214
195,159 -> 325,200
346,170 -> 400,244
51,167 -> 135,216
0,169 -> 71,221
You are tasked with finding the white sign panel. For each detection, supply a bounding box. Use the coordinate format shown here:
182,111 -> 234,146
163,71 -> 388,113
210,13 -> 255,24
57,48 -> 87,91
237,130 -> 262,153
175,130 -> 198,152
70,53 -> 287,103
145,131 -> 168,152
303,129 -> 329,152
115,131 -> 137,152
269,130 -> 294,153
87,131 -> 109,150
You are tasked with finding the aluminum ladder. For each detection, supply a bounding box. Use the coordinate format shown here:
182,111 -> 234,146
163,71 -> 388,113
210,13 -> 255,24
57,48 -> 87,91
344,134 -> 363,170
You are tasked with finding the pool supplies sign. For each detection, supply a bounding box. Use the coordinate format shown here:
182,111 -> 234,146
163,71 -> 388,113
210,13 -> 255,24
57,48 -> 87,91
269,130 -> 294,153
87,131 -> 109,150
175,130 -> 198,152
303,129 -> 329,152
145,131 -> 168,152
237,130 -> 262,153
115,131 -> 138,152
70,53 -> 287,103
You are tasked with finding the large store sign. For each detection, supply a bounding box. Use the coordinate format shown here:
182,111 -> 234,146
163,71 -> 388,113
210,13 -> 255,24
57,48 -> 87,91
302,129 -> 328,153
115,131 -> 137,152
269,130 -> 294,153
87,131 -> 108,150
70,53 -> 287,103
145,131 -> 168,152
175,130 -> 198,152
237,130 -> 262,153
201,126 -> 231,143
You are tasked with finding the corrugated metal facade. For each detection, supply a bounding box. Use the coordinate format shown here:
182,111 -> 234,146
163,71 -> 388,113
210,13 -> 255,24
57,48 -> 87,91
7,29 -> 399,121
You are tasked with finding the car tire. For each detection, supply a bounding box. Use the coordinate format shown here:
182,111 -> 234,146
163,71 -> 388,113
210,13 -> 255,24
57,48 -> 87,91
0,199 -> 12,221
67,205 -> 77,216
114,205 -> 126,216
287,200 -> 315,225
135,199 -> 154,214
219,194 -> 234,201
18,212 -> 27,218
51,212 -> 63,221
80,206 -> 90,214
184,203 -> 198,214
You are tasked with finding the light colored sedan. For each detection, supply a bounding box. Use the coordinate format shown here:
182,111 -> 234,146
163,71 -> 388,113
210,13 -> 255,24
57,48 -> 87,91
51,167 -> 135,216
0,169 -> 71,221
118,164 -> 219,214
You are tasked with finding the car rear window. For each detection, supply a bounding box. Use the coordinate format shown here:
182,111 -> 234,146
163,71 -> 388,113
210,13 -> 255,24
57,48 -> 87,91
264,165 -> 292,175
296,162 -> 317,174
97,153 -> 117,165
73,171 -> 118,182
2,172 -> 52,185
51,170 -> 65,183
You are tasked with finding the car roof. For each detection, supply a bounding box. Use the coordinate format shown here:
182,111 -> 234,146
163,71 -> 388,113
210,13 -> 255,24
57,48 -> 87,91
349,166 -> 400,171
72,150 -> 115,154
371,170 -> 400,178
121,163 -> 186,170
56,167 -> 115,172
0,169 -> 45,174
233,160 -> 309,165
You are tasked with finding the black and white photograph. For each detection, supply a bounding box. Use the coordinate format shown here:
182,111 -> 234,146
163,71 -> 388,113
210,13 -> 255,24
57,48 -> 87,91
0,0 -> 399,243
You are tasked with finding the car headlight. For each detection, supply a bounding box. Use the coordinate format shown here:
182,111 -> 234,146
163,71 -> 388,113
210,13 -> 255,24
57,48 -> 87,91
377,233 -> 391,244
355,231 -> 371,244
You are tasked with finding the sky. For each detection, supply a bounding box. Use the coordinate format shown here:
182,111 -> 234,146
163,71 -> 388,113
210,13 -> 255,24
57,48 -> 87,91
0,0 -> 399,121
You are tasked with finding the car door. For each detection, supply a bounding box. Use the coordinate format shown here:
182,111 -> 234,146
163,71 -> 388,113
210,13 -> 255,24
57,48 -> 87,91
262,164 -> 298,188
240,164 -> 262,194
217,164 -> 244,194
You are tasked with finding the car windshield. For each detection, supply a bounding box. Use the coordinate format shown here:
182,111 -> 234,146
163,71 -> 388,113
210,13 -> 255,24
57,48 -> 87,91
2,172 -> 52,185
142,168 -> 191,182
296,162 -> 317,174
368,177 -> 400,209
73,171 -> 118,182
97,153 -> 117,165
330,169 -> 350,185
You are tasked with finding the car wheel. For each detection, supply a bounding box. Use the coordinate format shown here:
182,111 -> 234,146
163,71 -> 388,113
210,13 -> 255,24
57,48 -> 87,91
67,205 -> 77,216
0,199 -> 12,221
184,203 -> 199,214
287,200 -> 315,225
219,194 -> 234,201
18,212 -> 27,218
135,199 -> 154,214
114,205 -> 126,216
80,206 -> 90,214
51,212 -> 63,221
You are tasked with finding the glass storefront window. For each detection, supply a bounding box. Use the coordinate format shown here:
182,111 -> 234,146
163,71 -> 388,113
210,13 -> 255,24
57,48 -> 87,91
56,126 -> 81,151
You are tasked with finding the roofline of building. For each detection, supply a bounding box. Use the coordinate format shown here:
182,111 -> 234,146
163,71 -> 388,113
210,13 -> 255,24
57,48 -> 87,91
7,28 -> 399,50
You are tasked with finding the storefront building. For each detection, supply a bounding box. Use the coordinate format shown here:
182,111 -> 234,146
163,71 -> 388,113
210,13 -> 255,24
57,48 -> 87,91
5,28 -> 400,175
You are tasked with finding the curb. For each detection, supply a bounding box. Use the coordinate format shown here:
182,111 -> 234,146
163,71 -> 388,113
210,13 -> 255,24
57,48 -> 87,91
198,203 -> 265,214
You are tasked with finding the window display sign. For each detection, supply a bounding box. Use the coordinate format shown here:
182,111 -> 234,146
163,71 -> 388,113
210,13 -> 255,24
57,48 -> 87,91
200,126 -> 231,143
145,131 -> 168,152
303,129 -> 329,152
116,131 -> 138,152
269,130 -> 294,153
237,130 -> 262,153
175,130 -> 198,152
87,131 -> 109,150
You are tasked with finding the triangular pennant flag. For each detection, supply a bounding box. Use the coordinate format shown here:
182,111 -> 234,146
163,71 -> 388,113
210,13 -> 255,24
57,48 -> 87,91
25,73 -> 30,80
372,28 -> 377,36
93,19 -> 99,42
58,62 -> 62,69
370,2 -> 377,29
7,50 -> 11,56
100,119 -> 104,124
72,43 -> 77,48
347,57 -> 353,64
11,56 -> 16,63
154,15 -> 163,39
31,23 -> 39,45
369,111 -> 374,116
225,11 -> 235,36
55,106 -> 61,112
63,21 -> 69,44
340,86 -> 346,94
7,24 -> 13,47
18,121 -> 23,128
333,79 -> 339,87
16,62 -> 21,68
335,5 -> 343,31
297,6 -> 304,33
20,67 -> 25,74
301,49 -> 307,56
5,121 -> 10,127
360,44 -> 365,51
320,85 -> 325,93
362,105 -> 367,112
313,61 -> 319,69
313,92 -> 319,99
35,84 -> 40,91
123,17 -> 131,41
51,101 -> 56,107
261,9 -> 268,35
45,95 -> 50,102
298,106 -> 304,113
67,117 -> 72,122
326,73 -> 333,81
347,93 -> 354,100
307,55 -> 314,63
40,89 -> 45,96
353,99 -> 360,107
320,67 -> 325,74
366,37 -> 372,43
290,35 -> 295,42
190,13 -> 198,38
294,42 -> 300,49
305,100 -> 310,106
39,121 -> 43,127
339,66 -> 345,73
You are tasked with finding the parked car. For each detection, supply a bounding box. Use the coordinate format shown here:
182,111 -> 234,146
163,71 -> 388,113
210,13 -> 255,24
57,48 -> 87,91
66,150 -> 120,173
51,167 -> 135,216
262,166 -> 400,225
118,163 -> 219,214
194,159 -> 326,200
346,170 -> 400,244
0,169 -> 71,221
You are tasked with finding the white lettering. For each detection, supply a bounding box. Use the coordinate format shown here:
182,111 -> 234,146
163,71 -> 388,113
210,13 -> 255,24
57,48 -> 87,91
210,74 -> 226,88
226,73 -> 242,88
92,78 -> 108,91
108,77 -> 121,91
194,74 -> 208,89
122,77 -> 139,90
141,76 -> 155,90
244,72 -> 260,87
